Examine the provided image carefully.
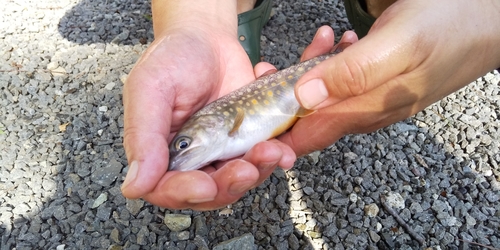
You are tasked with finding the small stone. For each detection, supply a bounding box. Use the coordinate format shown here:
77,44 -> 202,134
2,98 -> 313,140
409,202 -> 423,213
91,193 -> 108,208
91,158 -> 123,186
485,191 -> 499,203
108,245 -> 122,250
51,66 -> 67,76
288,234 -> 300,249
194,215 -> 208,236
99,106 -> 108,112
120,74 -> 128,84
126,199 -> 144,216
218,208 -> 233,216
349,193 -> 358,203
369,230 -> 380,242
331,198 -> 349,206
213,233 -> 254,250
302,186 -> 314,195
394,122 -> 418,133
56,244 -> 65,250
136,226 -> 149,245
96,205 -> 111,221
323,224 -> 338,237
111,29 -> 130,44
104,82 -> 116,90
110,228 -> 120,243
52,205 -> 66,221
432,200 -> 449,214
465,214 -> 476,227
308,151 -> 320,165
308,231 -> 322,239
47,61 -> 58,70
470,207 -> 488,221
364,203 -> 379,217
193,235 -> 209,250
164,214 -> 192,232
385,192 -> 405,209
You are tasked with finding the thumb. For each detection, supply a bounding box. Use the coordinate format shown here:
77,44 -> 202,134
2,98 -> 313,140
295,29 -> 415,110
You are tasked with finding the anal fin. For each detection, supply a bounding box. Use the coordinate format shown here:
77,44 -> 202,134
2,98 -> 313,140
296,107 -> 316,117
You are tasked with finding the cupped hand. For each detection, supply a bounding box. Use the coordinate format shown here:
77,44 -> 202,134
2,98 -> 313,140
122,23 -> 296,210
277,0 -> 500,156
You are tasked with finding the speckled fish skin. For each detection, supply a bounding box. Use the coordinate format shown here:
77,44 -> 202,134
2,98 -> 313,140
169,45 -> 348,171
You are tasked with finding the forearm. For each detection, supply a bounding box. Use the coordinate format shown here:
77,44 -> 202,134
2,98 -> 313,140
472,0 -> 500,73
151,0 -> 238,37
487,0 -> 500,71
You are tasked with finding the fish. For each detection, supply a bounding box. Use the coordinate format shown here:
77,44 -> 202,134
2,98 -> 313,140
168,43 -> 350,171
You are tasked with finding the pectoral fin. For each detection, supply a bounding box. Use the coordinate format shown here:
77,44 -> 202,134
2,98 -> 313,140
228,108 -> 245,137
296,107 -> 316,117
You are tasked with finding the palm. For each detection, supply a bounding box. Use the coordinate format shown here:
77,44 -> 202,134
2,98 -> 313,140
123,27 -> 274,210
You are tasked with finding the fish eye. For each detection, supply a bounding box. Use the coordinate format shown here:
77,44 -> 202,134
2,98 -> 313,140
174,136 -> 191,151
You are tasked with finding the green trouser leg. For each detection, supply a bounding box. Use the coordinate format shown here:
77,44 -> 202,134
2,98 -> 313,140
237,0 -> 273,66
343,0 -> 376,39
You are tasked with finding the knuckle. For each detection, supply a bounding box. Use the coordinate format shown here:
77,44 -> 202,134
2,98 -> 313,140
326,57 -> 370,98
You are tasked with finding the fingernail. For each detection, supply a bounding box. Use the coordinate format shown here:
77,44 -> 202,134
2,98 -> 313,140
121,161 -> 139,190
297,78 -> 328,109
229,181 -> 254,195
187,197 -> 215,204
259,162 -> 276,172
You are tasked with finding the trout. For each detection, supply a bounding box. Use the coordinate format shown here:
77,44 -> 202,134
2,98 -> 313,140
169,43 -> 350,171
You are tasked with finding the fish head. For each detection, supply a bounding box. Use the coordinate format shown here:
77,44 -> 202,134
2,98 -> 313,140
168,114 -> 228,171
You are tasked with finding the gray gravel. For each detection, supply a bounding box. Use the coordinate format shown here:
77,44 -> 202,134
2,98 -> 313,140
1,0 -> 499,249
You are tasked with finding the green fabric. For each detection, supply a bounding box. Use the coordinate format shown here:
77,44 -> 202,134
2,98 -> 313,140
343,0 -> 376,38
237,0 -> 273,66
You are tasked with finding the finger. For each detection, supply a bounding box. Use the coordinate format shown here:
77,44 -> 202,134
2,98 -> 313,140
279,74 -> 419,156
300,25 -> 335,61
254,61 -> 277,77
205,146 -> 285,210
240,140 -> 288,185
204,159 -> 260,209
338,30 -> 359,44
295,25 -> 418,110
143,170 -> 218,209
240,140 -> 297,190
182,160 -> 260,211
300,28 -> 358,62
269,139 -> 297,170
191,140 -> 296,211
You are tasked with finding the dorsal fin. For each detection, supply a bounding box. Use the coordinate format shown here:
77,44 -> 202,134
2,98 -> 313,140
296,107 -> 316,117
228,108 -> 245,137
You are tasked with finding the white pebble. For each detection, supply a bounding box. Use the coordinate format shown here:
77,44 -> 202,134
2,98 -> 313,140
385,192 -> 405,209
104,82 -> 116,90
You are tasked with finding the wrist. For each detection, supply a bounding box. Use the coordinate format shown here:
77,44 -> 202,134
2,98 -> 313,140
151,0 -> 238,38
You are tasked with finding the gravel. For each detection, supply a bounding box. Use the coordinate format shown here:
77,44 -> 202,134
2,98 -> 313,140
1,0 -> 499,249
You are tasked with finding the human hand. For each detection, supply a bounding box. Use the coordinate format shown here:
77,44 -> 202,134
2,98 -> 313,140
278,0 -> 500,156
121,1 -> 295,210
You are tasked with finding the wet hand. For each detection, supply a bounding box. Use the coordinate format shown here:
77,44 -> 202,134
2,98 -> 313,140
280,0 -> 500,156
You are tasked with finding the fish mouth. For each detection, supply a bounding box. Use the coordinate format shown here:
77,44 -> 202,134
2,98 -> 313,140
168,146 -> 218,172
